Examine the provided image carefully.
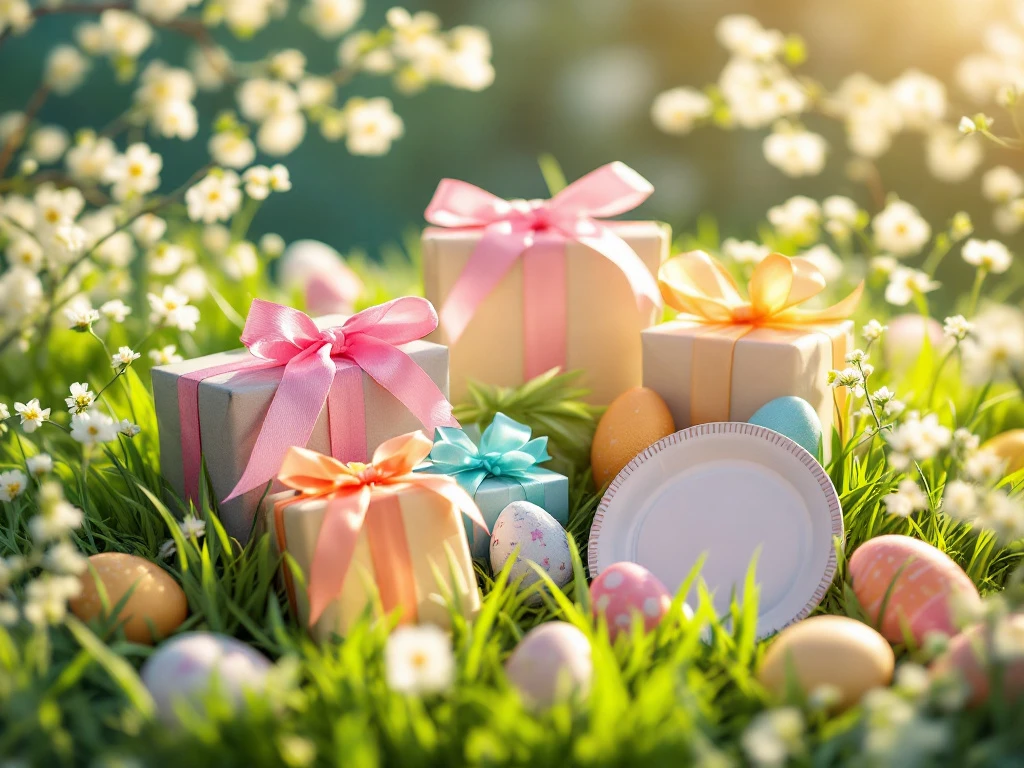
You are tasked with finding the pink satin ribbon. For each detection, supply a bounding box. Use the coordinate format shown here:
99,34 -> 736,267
177,296 -> 459,507
424,162 -> 662,379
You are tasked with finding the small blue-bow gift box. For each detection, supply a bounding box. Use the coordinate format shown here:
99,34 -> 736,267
417,413 -> 569,558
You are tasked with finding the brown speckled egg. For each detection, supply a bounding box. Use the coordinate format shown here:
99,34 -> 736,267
71,552 -> 188,645
591,387 -> 675,488
758,615 -> 894,709
981,430 -> 1024,476
931,614 -> 1024,707
848,535 -> 980,645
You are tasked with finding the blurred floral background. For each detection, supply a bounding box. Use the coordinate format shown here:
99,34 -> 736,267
2,0 -> 1019,294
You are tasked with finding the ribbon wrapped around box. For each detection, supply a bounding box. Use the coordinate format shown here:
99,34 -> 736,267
422,162 -> 670,405
152,297 -> 458,541
262,432 -> 485,641
642,251 -> 863,462
417,413 -> 569,558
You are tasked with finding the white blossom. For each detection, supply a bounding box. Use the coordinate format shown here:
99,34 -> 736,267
97,10 -> 154,58
5,236 -> 43,272
651,87 -> 712,135
800,244 -> 843,283
103,143 -> 162,201
130,213 -> 166,246
982,166 -> 1023,203
961,304 -> 1024,384
117,419 -> 141,437
45,45 -> 90,95
345,97 -> 404,156
221,241 -> 259,279
767,196 -> 821,240
208,131 -> 256,169
862,319 -> 887,343
873,200 -> 932,257
185,171 -> 243,224
763,128 -> 827,177
385,624 -> 455,695
889,69 -> 946,129
884,479 -> 930,517
256,112 -> 306,156
65,133 -> 117,184
27,126 -> 70,165
64,302 -> 100,331
303,0 -> 364,38
0,470 -> 28,502
148,286 -> 200,331
962,239 -> 1012,274
259,232 -> 285,257
722,239 -> 770,265
886,412 -> 953,469
65,382 -> 95,414
14,400 -> 49,433
742,708 -> 805,768
149,344 -> 184,365
943,315 -> 974,341
70,411 -> 118,445
111,346 -> 141,369
26,453 -> 53,476
925,129 -> 983,183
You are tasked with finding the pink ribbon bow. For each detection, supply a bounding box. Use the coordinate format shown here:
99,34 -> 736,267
177,296 -> 459,506
424,161 -> 663,378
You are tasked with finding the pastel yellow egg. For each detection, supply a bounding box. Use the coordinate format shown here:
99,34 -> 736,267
981,430 -> 1024,476
591,387 -> 675,488
931,615 -> 1024,707
71,552 -> 188,645
758,615 -> 895,708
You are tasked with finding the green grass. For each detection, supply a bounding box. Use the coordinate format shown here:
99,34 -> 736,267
2,251 -> 1024,767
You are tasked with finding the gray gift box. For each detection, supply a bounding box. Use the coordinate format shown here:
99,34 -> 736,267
152,314 -> 451,541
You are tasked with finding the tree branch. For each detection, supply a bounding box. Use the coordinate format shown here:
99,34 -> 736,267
0,84 -> 51,180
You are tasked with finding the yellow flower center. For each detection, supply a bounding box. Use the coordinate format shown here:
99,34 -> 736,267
128,162 -> 144,177
410,651 -> 428,669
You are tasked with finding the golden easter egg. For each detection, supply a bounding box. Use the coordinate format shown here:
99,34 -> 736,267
758,615 -> 895,708
981,430 -> 1024,476
71,552 -> 188,645
931,615 -> 1024,707
591,387 -> 675,488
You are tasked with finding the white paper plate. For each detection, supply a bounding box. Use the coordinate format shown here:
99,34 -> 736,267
588,422 -> 842,638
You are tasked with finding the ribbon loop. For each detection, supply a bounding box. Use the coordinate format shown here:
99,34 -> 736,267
276,433 -> 487,626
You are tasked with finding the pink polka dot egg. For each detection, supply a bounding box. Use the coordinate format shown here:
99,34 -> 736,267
591,562 -> 686,638
849,535 -> 981,645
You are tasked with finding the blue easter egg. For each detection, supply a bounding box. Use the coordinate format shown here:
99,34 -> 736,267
748,396 -> 822,458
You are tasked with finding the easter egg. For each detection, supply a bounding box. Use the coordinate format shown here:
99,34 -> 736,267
884,314 -> 947,368
490,501 -> 572,606
141,632 -> 273,725
70,552 -> 188,645
278,239 -> 363,315
748,396 -> 823,458
981,430 -> 1024,476
848,535 -> 981,645
591,387 -> 675,488
591,562 -> 674,639
758,615 -> 894,708
931,614 -> 1024,707
505,621 -> 592,708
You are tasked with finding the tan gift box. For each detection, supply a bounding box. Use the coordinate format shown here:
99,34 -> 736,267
262,486 -> 480,642
152,313 -> 450,542
422,222 -> 670,405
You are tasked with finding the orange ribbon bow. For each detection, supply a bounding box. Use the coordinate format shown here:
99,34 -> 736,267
277,431 -> 487,626
659,251 -> 863,326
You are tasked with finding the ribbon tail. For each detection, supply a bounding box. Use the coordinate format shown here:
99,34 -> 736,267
439,224 -> 532,345
223,345 -> 335,502
308,486 -> 372,626
577,225 -> 661,314
348,337 -> 459,431
414,474 -> 489,535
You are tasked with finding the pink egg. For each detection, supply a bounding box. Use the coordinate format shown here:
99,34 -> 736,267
849,535 -> 981,645
931,614 -> 1024,707
884,314 -> 947,368
590,562 -> 673,638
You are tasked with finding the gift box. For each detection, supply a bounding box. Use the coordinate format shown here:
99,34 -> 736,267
262,433 -> 484,641
421,162 -> 670,405
642,251 -> 863,461
153,297 -> 458,541
417,413 -> 569,558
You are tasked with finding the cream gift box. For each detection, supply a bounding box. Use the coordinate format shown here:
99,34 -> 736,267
642,251 -> 862,461
260,435 -> 482,642
421,163 -> 670,405
153,299 -> 454,541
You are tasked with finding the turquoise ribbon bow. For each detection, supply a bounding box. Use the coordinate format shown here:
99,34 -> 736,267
421,413 -> 551,506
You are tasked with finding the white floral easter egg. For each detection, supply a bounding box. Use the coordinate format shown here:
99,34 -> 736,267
505,621 -> 592,708
141,632 -> 273,726
490,500 -> 572,605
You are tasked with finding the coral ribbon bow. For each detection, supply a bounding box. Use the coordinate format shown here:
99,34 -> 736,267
422,413 -> 551,497
659,250 -> 863,325
424,161 -> 662,345
223,297 -> 458,502
277,432 -> 487,625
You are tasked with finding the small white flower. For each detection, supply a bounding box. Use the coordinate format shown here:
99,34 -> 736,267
44,541 -> 87,575
345,97 -> 404,156
943,480 -> 978,520
208,131 -> 256,169
959,116 -> 977,134
862,319 -> 887,343
384,624 -> 455,695
846,349 -> 868,364
943,315 -> 973,342
259,232 -> 286,257
871,386 -> 897,407
0,470 -> 28,502
926,128 -> 983,184
147,286 -> 200,331
30,494 -> 84,542
800,243 -> 843,283
651,87 -> 712,135
889,69 -> 946,129
767,196 -> 821,240
722,238 -> 770,265
45,45 -> 91,95
111,346 -> 141,369
297,75 -> 336,108
303,0 -> 364,38
242,165 -> 272,200
185,171 -> 242,224
763,128 -> 828,177
884,479 -> 930,517
179,514 -> 206,539
149,344 -> 184,366
269,49 -> 306,82
148,241 -> 189,276
158,538 -> 177,560
28,126 -> 70,165
873,200 -> 932,257
70,411 -> 118,445
0,403 -> 8,420
742,708 -> 805,768
221,241 -> 259,280
100,299 -> 132,323
201,224 -> 231,254
104,143 -> 162,201
6,236 -> 44,272
885,267 -> 940,306
886,412 -> 953,464
823,195 -> 860,229
268,164 -> 291,192
65,133 -> 117,184
964,450 -> 1008,484
26,454 -> 53,476
962,239 -> 1012,274
65,382 -> 95,414
828,367 -> 865,397
14,400 -> 50,433
982,166 -> 1024,204
117,419 -> 141,437
256,112 -> 306,156
953,428 -> 981,455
